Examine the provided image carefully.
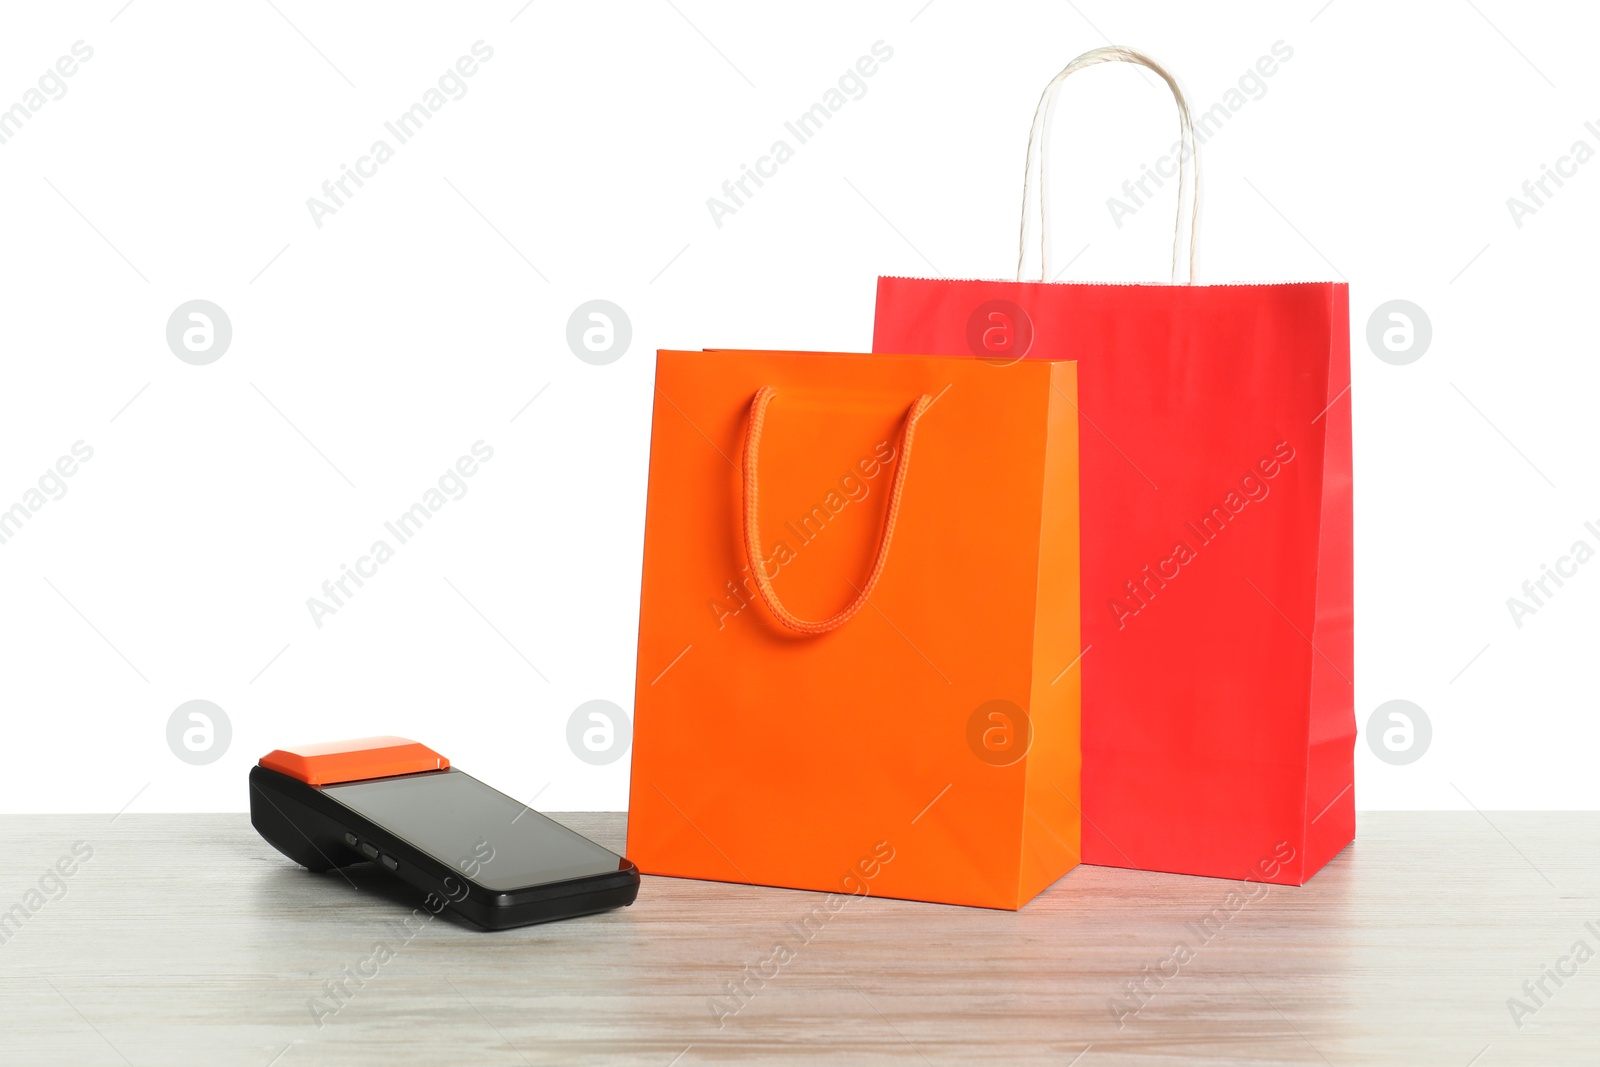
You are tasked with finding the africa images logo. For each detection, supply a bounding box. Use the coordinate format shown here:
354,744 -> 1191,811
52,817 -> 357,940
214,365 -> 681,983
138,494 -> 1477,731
704,41 -> 894,228
304,42 -> 495,229
1108,442 -> 1296,629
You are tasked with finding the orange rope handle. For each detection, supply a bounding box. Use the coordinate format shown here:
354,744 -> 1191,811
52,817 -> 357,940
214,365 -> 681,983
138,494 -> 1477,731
741,386 -> 934,635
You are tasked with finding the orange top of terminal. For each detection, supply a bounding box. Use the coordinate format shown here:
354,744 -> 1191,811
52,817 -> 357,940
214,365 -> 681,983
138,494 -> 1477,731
259,737 -> 449,786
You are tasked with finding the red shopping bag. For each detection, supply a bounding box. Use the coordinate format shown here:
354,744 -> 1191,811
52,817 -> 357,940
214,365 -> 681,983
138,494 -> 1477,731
872,47 -> 1353,884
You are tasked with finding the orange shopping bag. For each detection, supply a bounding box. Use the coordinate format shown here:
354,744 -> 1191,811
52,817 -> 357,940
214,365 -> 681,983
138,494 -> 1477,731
627,348 -> 1082,909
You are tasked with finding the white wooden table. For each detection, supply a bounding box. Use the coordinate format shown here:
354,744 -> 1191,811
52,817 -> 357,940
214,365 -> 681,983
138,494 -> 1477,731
0,812 -> 1595,1065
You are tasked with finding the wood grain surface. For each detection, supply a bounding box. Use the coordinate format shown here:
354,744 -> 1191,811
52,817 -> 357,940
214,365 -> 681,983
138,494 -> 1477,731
0,812 -> 1595,1065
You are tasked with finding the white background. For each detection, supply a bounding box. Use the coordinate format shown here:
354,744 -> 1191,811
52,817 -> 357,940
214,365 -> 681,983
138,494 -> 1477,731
0,1 -> 1595,813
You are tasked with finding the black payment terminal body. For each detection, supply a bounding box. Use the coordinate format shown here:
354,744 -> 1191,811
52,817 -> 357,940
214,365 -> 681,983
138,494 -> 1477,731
250,736 -> 639,929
